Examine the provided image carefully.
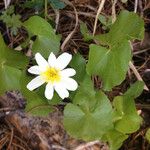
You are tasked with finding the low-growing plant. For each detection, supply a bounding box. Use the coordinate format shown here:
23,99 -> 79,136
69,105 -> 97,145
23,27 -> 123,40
0,6 -> 22,35
0,9 -> 145,150
22,0 -> 66,11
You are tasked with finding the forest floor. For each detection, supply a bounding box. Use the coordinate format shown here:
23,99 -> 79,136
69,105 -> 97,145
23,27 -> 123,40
0,0 -> 150,150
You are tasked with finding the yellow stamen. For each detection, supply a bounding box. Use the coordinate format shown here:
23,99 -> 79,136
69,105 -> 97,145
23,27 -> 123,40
41,67 -> 60,83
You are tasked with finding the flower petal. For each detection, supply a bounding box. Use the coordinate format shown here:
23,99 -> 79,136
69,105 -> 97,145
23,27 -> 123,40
54,83 -> 69,99
63,77 -> 78,91
61,68 -> 76,77
28,65 -> 40,75
35,53 -> 49,70
45,83 -> 54,100
27,76 -> 45,91
48,52 -> 56,67
55,53 -> 72,70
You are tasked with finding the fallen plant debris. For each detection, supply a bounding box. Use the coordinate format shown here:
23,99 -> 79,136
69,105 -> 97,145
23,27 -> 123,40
0,91 -> 109,149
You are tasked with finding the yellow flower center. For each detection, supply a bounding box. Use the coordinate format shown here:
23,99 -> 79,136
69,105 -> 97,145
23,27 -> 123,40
41,67 -> 61,83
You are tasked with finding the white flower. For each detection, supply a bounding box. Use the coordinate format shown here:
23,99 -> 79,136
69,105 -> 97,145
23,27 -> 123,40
27,52 -> 78,100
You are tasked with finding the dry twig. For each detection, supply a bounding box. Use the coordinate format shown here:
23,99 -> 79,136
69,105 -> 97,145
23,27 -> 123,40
61,0 -> 79,51
3,0 -> 11,9
54,9 -> 60,32
93,0 -> 106,36
134,0 -> 138,13
129,61 -> 149,91
112,0 -> 118,23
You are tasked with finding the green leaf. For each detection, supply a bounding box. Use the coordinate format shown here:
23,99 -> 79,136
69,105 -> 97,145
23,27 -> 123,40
98,14 -> 112,30
68,54 -> 87,100
124,81 -> 144,98
21,0 -> 44,11
0,7 -> 22,36
73,75 -> 95,106
5,6 -> 15,15
0,65 -> 21,94
87,11 -> 144,91
69,53 -> 87,100
145,128 -> 150,143
103,130 -> 128,150
113,84 -> 143,134
80,22 -> 93,41
99,15 -> 107,25
10,14 -> 22,35
23,16 -> 60,57
0,33 -> 28,94
20,71 -> 52,116
97,10 -> 144,44
87,42 -> 131,90
112,81 -> 144,134
49,0 -> 66,9
64,76 -> 113,140
36,85 -> 62,105
70,53 -> 86,83
26,105 -> 53,116
0,33 -> 28,69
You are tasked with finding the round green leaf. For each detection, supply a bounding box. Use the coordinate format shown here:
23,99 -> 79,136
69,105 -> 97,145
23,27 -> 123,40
23,16 -> 60,57
70,53 -> 86,83
0,33 -> 28,69
113,95 -> 142,134
124,81 -> 144,98
20,71 -> 53,116
87,11 -> 144,91
0,65 -> 21,94
87,42 -> 131,91
102,130 -> 128,150
64,90 -> 113,141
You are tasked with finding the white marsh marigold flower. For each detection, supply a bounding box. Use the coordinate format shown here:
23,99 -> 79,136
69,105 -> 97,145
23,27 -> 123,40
27,52 -> 78,100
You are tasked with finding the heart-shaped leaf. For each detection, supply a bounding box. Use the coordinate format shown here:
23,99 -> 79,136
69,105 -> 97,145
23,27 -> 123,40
20,71 -> 53,116
113,81 -> 144,134
102,130 -> 128,150
23,16 -> 60,58
64,76 -> 113,140
0,33 -> 28,69
87,42 -> 131,90
0,33 -> 28,94
87,11 -> 144,90
0,65 -> 21,94
124,81 -> 144,98
70,53 -> 86,83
